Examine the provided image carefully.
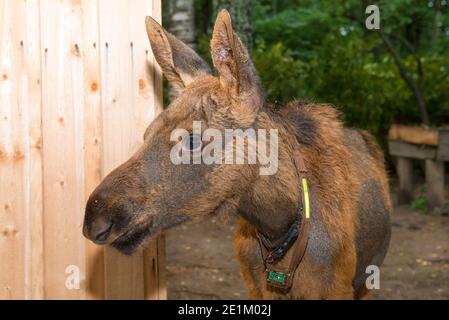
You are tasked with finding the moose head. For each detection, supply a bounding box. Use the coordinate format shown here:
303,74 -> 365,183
83,10 -> 293,255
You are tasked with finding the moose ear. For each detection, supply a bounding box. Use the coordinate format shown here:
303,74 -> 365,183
145,16 -> 212,96
211,10 -> 264,111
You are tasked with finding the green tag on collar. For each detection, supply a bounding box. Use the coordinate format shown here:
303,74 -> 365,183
267,271 -> 286,285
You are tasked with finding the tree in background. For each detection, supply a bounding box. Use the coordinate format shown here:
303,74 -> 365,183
212,0 -> 254,52
167,0 -> 195,48
163,0 -> 448,143
377,1 -> 447,125
251,0 -> 449,141
166,0 -> 196,100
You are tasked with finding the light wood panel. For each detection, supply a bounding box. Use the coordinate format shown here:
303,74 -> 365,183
39,0 -> 86,299
20,0 -> 44,300
81,0 -> 105,300
0,0 -> 164,300
0,0 -> 27,299
99,0 -> 144,300
389,124 -> 439,146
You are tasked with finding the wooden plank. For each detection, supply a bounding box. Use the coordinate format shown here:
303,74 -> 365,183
130,0 -> 156,299
98,0 -> 164,300
388,140 -> 437,160
437,129 -> 449,161
127,0 -> 165,301
0,0 -> 163,300
0,0 -> 27,299
150,0 -> 164,116
1,0 -> 44,299
143,240 -> 159,299
19,0 -> 44,300
40,0 -> 86,299
143,234 -> 166,300
81,0 -> 105,300
425,160 -> 445,209
99,0 -> 145,300
396,157 -> 413,205
157,234 -> 167,299
151,0 -> 166,300
389,124 -> 438,146
129,0 -> 156,147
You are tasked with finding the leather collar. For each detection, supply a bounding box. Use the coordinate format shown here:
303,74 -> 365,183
256,150 -> 311,291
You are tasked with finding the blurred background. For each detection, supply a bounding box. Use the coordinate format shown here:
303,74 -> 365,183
162,0 -> 449,299
164,0 -> 449,142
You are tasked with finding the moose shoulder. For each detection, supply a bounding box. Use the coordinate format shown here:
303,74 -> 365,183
83,10 -> 391,300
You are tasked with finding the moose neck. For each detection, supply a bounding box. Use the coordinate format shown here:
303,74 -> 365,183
237,109 -> 303,245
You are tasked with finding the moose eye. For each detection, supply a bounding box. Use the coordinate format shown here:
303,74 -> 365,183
181,134 -> 202,152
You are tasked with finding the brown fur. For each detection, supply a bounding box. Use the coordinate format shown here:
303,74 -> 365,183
233,102 -> 392,299
83,10 -> 392,299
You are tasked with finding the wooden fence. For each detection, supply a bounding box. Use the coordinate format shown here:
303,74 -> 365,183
0,0 -> 165,299
389,125 -> 448,209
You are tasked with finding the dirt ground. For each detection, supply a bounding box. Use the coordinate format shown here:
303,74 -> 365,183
165,204 -> 449,300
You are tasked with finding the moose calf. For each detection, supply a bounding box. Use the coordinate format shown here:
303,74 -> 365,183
83,10 -> 391,300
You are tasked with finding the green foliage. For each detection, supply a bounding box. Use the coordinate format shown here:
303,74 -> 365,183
253,41 -> 307,104
411,195 -> 428,211
190,0 -> 449,142
251,0 -> 449,141
410,191 -> 449,216
432,199 -> 449,216
425,52 -> 449,124
254,7 -> 343,60
196,33 -> 213,66
409,184 -> 449,215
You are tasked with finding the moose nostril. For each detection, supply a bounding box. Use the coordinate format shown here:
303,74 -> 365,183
92,221 -> 113,243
